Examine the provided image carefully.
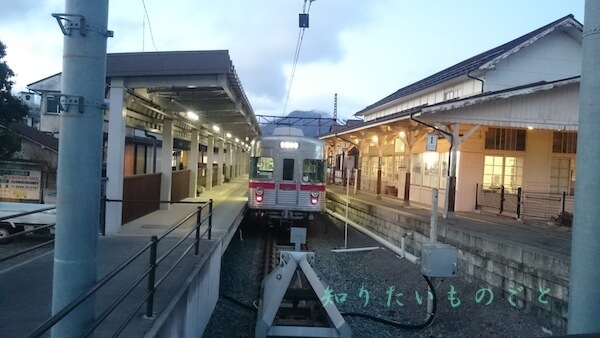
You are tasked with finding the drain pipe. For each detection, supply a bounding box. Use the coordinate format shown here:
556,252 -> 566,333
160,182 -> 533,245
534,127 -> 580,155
467,70 -> 485,94
410,113 -> 456,218
145,131 -> 158,173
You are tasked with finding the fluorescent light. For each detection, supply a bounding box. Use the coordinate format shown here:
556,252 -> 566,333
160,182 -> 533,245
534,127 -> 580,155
186,111 -> 199,121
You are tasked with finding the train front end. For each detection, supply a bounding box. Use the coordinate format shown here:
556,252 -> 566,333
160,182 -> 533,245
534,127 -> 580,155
248,128 -> 326,225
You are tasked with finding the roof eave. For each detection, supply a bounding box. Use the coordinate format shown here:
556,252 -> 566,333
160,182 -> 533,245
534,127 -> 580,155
479,17 -> 583,70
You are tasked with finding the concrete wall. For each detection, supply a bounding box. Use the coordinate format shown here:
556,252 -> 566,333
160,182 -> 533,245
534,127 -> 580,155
146,241 -> 222,338
326,192 -> 570,328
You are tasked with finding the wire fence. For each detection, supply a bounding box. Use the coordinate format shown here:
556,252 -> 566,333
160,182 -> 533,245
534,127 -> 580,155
476,184 -> 574,226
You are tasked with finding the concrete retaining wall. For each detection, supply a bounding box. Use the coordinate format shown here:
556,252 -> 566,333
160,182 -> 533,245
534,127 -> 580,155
326,192 -> 570,328
145,241 -> 222,338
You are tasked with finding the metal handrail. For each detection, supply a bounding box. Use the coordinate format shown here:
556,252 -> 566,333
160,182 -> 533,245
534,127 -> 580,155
0,223 -> 56,263
0,205 -> 56,222
28,198 -> 214,337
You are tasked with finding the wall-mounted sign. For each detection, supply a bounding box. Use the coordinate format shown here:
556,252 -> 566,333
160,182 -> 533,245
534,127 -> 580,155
0,169 -> 42,201
426,133 -> 438,152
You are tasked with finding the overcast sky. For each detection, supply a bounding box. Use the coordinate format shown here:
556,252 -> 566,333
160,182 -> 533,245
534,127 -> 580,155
1,0 -> 585,121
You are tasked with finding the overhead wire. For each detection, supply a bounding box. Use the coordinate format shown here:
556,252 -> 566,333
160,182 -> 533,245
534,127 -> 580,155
141,0 -> 159,51
282,0 -> 315,116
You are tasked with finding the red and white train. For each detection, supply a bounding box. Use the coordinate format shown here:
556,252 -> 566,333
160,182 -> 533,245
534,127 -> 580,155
247,127 -> 326,225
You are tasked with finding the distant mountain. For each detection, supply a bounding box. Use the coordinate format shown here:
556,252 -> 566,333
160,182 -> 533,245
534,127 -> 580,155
260,110 -> 337,137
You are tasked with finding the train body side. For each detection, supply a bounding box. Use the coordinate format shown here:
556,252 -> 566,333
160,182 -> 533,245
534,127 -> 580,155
247,133 -> 326,222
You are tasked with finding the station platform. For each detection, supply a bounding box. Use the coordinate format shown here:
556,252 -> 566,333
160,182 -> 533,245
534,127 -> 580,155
326,184 -> 572,258
325,183 -> 572,328
1,178 -> 573,336
0,176 -> 248,337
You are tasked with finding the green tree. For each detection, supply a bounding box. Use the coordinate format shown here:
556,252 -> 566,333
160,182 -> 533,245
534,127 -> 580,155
0,41 -> 29,159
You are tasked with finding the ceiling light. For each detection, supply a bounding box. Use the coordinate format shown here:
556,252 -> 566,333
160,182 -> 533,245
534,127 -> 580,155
226,132 -> 232,138
213,125 -> 220,132
372,135 -> 378,143
235,138 -> 239,143
186,111 -> 199,121
399,131 -> 406,138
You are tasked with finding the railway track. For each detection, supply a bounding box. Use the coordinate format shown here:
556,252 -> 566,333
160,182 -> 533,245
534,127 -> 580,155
258,224 -> 331,331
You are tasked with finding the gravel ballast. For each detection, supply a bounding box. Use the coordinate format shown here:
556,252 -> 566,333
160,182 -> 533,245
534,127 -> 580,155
204,213 -> 565,337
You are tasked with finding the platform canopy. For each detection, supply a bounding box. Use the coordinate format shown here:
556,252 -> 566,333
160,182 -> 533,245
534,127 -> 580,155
107,50 -> 261,145
29,50 -> 261,146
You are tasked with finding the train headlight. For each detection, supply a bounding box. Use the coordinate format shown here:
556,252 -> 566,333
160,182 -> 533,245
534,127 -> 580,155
280,141 -> 299,149
255,187 -> 264,203
310,190 -> 319,205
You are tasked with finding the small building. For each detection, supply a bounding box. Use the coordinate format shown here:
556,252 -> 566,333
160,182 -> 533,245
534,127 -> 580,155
0,123 -> 59,203
320,14 -> 582,222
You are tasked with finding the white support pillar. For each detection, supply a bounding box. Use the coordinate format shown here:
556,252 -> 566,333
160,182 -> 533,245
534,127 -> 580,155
105,78 -> 126,234
188,129 -> 199,197
160,118 -> 173,209
217,138 -> 224,186
206,136 -> 214,190
225,142 -> 231,181
242,147 -> 248,175
232,144 -> 238,178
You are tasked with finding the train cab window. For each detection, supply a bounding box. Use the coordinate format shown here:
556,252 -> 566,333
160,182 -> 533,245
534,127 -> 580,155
250,156 -> 274,180
282,158 -> 295,180
302,159 -> 325,183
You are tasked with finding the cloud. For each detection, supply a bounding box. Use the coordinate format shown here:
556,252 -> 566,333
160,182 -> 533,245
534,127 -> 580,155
0,0 -> 585,122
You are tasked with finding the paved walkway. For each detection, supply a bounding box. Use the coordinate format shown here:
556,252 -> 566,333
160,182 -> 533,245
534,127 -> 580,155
326,184 -> 572,259
0,177 -> 248,337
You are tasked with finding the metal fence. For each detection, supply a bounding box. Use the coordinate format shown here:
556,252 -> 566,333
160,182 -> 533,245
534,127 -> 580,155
28,199 -> 214,337
476,184 -> 574,225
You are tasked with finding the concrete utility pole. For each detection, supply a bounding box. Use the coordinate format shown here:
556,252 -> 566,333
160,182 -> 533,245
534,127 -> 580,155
51,1 -> 111,336
568,1 -> 600,334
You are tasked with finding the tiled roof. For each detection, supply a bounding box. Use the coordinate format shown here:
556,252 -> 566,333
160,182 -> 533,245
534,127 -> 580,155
8,123 -> 59,152
355,14 -> 581,116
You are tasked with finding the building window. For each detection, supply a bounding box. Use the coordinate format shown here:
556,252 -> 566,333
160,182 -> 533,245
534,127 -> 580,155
410,154 -> 422,185
552,132 -> 577,154
46,95 -> 60,114
383,156 -> 394,180
440,152 -> 449,189
443,88 -> 462,101
485,128 -> 526,151
483,155 -> 523,193
422,152 -> 440,188
360,156 -> 368,177
550,158 -> 575,195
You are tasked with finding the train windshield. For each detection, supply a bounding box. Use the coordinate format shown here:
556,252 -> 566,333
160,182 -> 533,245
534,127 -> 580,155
282,159 -> 294,180
250,156 -> 274,180
302,159 -> 325,183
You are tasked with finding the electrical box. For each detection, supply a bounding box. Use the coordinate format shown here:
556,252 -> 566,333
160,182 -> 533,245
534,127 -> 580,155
299,13 -> 309,28
420,243 -> 458,278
